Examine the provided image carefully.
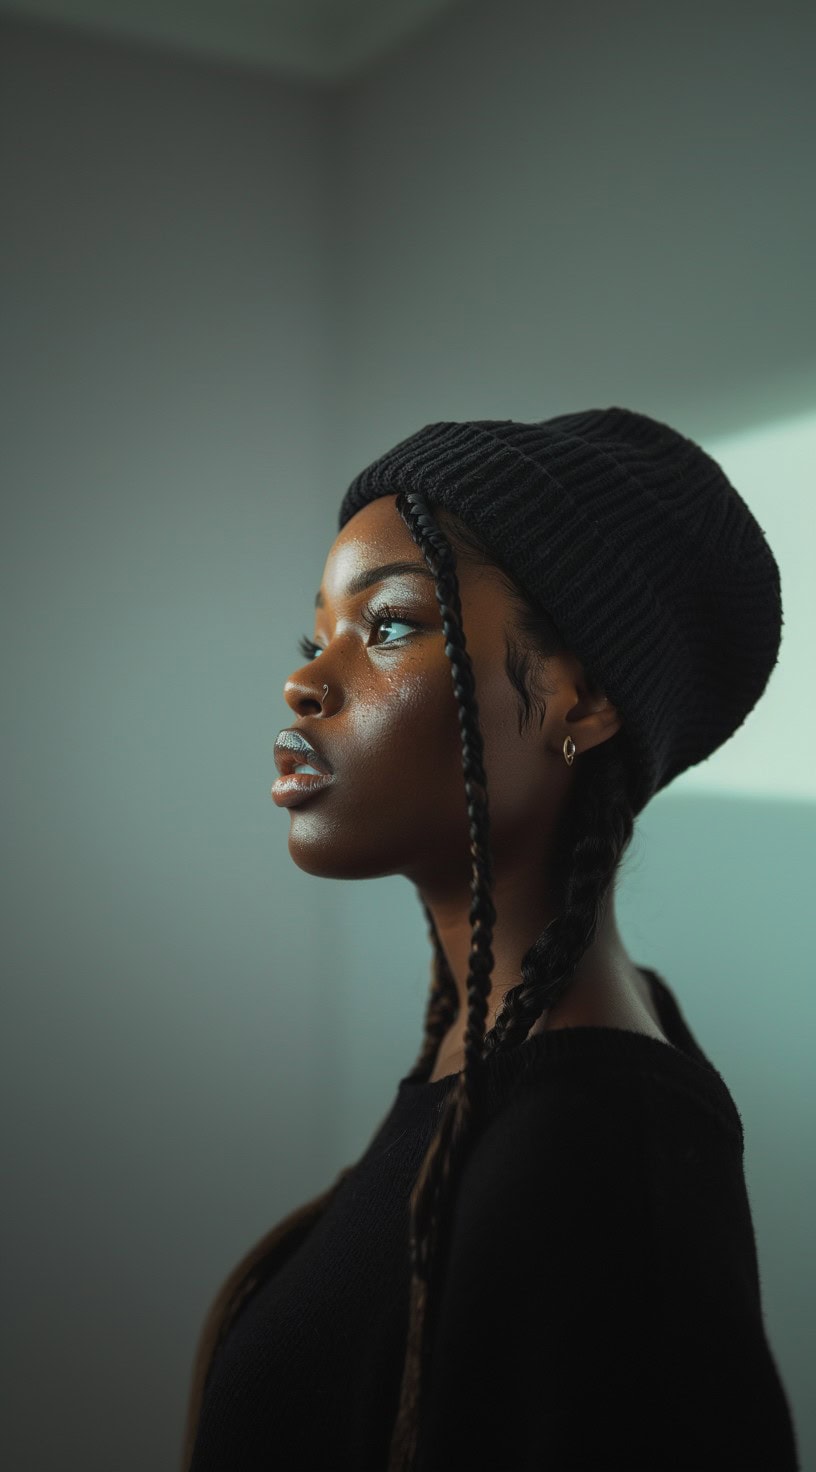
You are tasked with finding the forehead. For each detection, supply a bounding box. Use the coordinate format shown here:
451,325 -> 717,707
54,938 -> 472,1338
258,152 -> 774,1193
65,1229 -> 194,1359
318,494 -> 513,620
330,495 -> 415,561
316,496 -> 428,602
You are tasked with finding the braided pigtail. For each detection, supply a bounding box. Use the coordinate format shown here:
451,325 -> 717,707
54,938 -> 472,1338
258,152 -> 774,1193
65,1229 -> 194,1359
385,494 -> 639,1472
386,489 -> 499,1472
483,736 -> 636,1055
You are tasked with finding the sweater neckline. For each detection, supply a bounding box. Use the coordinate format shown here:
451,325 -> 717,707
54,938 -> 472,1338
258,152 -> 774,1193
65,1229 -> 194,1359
396,966 -> 742,1138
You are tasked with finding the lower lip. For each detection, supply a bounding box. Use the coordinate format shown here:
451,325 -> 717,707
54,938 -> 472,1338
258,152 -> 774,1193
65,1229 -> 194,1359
270,771 -> 335,808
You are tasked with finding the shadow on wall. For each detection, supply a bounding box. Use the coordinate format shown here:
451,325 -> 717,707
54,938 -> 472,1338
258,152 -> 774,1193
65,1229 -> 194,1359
616,789 -> 814,1470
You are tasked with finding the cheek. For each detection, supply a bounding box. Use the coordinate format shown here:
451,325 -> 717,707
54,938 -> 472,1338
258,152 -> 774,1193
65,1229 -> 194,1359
336,659 -> 465,810
482,761 -> 543,837
357,660 -> 468,815
411,662 -> 539,844
284,665 -> 472,881
474,678 -> 549,831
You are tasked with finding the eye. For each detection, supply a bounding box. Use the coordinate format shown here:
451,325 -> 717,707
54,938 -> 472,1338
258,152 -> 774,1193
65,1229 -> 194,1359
297,634 -> 322,662
297,601 -> 418,662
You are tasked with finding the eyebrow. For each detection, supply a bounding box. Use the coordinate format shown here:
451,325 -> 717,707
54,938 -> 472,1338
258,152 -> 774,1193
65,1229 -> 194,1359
314,560 -> 435,609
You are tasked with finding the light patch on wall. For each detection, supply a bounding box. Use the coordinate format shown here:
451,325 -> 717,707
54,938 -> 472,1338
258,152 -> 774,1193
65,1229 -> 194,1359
666,407 -> 816,803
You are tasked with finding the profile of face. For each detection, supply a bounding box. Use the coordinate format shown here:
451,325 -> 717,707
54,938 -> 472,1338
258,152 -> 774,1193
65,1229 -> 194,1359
277,494 -> 622,892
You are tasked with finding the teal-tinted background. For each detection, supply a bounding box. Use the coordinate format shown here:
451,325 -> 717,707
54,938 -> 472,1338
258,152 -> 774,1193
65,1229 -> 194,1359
1,3 -> 814,1468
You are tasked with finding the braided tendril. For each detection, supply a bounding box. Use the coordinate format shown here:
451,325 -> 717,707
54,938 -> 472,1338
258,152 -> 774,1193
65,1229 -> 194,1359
386,490 -> 637,1472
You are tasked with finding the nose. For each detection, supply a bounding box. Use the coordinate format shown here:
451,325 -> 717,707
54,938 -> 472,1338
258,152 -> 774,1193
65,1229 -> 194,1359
284,674 -> 330,716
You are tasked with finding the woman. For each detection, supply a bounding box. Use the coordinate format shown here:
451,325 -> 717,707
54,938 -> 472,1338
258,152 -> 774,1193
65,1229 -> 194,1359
182,408 -> 800,1470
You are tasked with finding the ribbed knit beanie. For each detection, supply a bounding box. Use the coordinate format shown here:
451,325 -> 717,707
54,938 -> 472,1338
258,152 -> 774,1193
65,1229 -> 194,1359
338,407 -> 783,816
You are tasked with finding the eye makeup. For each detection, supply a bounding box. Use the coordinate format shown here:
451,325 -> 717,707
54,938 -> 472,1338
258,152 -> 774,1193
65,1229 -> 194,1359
298,599 -> 420,662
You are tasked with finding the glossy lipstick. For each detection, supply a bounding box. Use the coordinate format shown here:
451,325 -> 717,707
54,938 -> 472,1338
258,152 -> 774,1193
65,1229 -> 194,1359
272,727 -> 335,808
270,770 -> 334,807
273,727 -> 333,776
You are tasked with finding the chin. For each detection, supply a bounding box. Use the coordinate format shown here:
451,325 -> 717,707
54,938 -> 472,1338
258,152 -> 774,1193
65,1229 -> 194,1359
285,829 -> 397,883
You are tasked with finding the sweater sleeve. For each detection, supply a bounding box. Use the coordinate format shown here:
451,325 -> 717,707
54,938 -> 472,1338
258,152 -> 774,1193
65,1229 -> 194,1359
413,1063 -> 799,1472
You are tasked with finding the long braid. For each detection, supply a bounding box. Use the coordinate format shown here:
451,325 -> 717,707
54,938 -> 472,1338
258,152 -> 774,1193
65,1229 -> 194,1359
386,494 -> 638,1472
386,489 -> 499,1472
483,738 -> 636,1055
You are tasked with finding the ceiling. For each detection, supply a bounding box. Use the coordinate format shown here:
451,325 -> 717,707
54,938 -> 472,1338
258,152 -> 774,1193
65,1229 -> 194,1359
0,0 -> 465,82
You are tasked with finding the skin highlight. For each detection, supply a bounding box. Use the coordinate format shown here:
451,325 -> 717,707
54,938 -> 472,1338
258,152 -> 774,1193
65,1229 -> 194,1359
279,494 -> 670,1081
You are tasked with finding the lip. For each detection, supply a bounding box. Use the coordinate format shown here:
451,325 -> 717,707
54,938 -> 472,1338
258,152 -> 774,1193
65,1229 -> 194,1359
273,728 -> 334,778
270,771 -> 335,808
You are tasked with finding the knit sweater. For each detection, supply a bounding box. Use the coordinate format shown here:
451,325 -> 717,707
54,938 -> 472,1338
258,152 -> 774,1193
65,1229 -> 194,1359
187,968 -> 800,1471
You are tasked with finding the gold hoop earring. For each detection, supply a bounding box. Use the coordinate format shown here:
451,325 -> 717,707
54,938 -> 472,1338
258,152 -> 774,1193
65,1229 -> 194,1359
563,736 -> 576,766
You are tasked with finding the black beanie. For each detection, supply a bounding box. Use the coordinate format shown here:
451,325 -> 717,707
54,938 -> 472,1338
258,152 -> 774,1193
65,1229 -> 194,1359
338,407 -> 783,816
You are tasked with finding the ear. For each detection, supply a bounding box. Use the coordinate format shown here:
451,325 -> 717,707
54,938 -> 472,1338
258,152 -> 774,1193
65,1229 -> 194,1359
562,667 -> 624,755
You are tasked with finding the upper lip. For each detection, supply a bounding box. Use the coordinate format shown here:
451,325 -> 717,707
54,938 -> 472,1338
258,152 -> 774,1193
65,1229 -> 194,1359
274,728 -> 334,777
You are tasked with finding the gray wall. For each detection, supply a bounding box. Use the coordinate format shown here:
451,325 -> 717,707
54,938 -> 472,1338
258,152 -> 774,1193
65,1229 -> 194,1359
2,2 -> 813,1468
331,0 -> 816,464
1,18 -> 342,1472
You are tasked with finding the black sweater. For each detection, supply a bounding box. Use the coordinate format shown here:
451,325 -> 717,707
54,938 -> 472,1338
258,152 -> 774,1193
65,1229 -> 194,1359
188,969 -> 799,1470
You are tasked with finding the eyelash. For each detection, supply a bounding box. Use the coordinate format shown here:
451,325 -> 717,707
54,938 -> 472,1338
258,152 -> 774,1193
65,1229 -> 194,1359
297,600 -> 418,662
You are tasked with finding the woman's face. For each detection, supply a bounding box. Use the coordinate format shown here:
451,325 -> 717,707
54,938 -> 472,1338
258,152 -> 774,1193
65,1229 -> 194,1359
275,495 -> 584,888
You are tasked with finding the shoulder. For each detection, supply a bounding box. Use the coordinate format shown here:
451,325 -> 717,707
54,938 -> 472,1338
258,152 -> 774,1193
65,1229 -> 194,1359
446,1052 -> 741,1255
470,1049 -> 706,1164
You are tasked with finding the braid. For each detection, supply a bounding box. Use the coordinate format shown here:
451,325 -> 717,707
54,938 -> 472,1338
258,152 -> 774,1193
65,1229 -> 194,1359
386,490 -> 498,1472
483,738 -> 636,1055
386,494 -> 638,1472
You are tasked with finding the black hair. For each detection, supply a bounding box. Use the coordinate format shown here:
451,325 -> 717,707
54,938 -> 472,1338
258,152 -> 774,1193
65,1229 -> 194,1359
179,493 -> 640,1472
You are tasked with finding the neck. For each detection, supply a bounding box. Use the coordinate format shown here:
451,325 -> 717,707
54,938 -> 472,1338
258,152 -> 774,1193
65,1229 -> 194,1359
417,849 -> 652,1068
